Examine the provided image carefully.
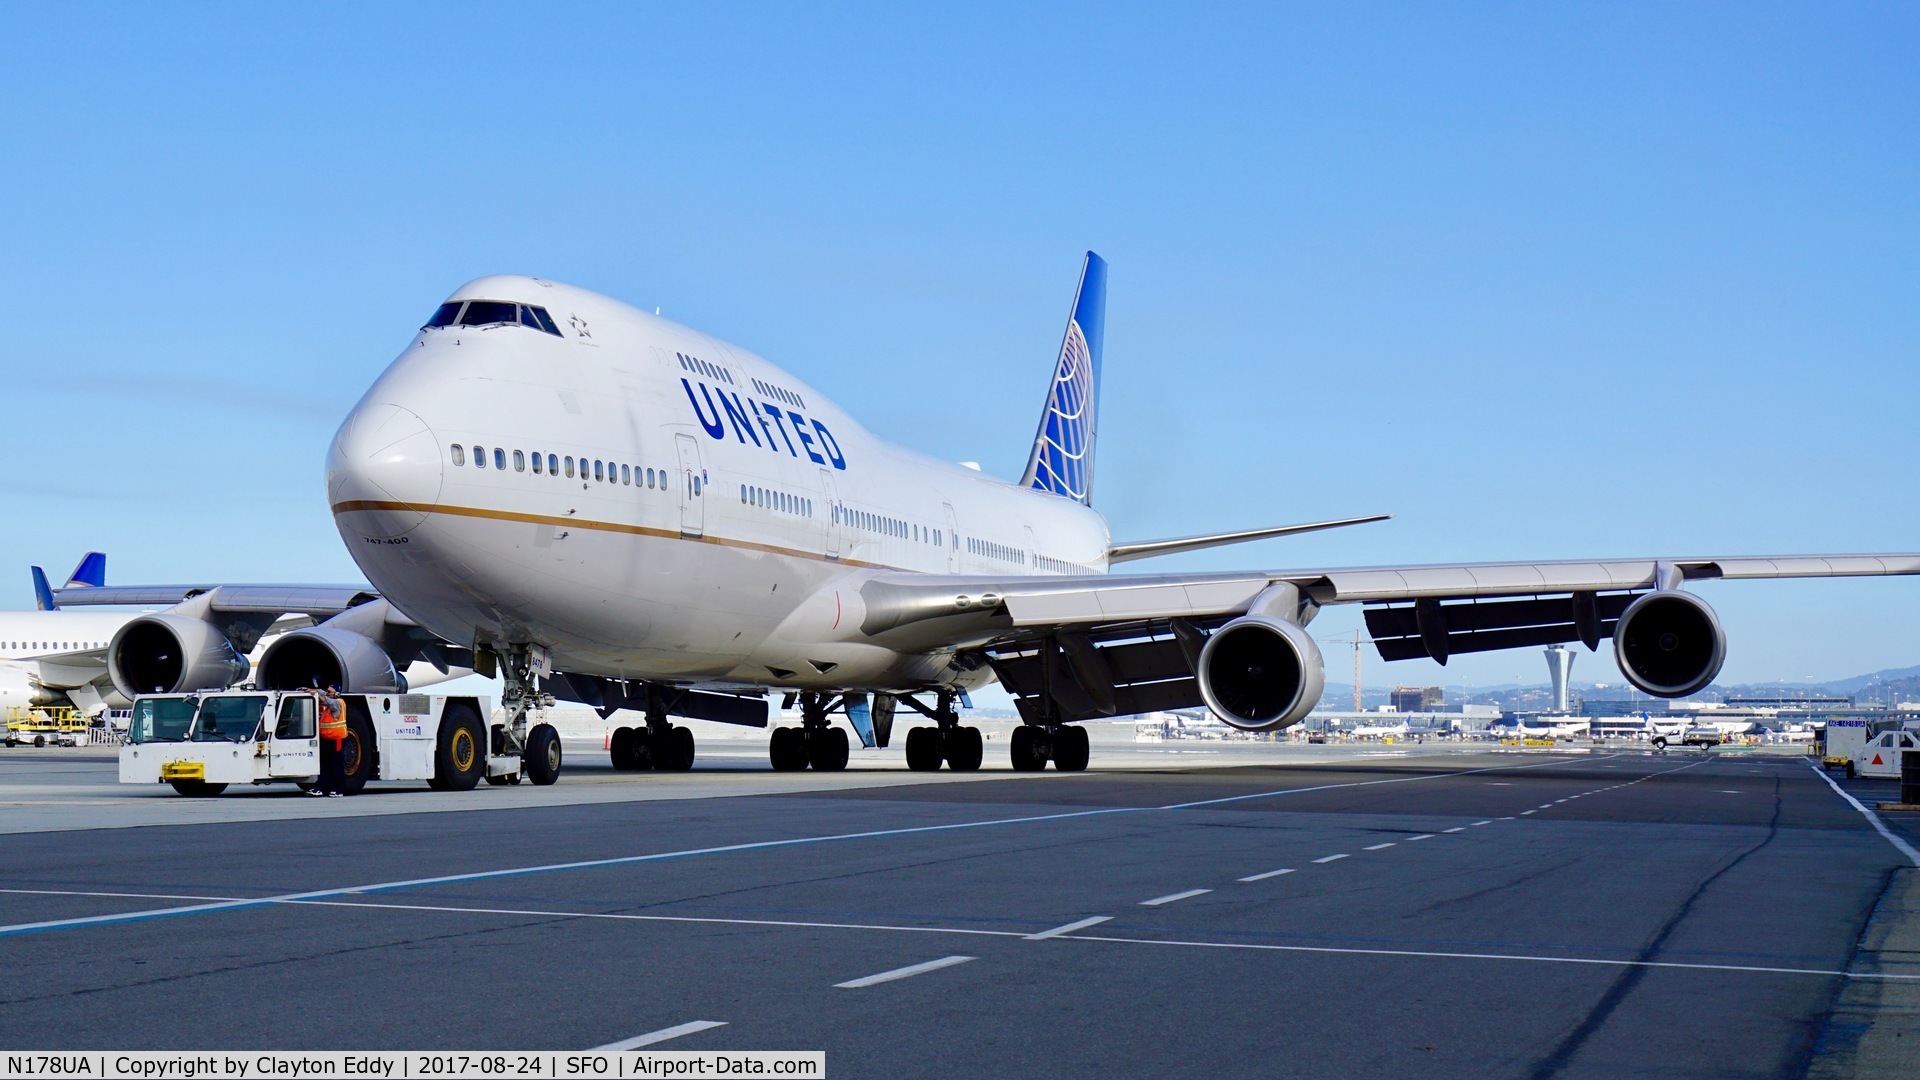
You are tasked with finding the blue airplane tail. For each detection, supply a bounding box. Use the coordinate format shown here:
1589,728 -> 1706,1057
31,567 -> 56,611
65,552 -> 106,589
1020,251 -> 1107,506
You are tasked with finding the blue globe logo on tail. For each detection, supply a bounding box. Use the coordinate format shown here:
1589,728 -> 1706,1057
1022,252 -> 1107,505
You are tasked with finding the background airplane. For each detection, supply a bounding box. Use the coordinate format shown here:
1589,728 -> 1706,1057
13,552 -> 471,714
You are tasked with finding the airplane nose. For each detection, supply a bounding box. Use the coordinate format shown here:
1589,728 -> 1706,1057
327,402 -> 444,539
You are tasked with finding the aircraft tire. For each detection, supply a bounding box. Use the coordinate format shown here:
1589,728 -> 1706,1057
168,779 -> 228,797
611,726 -> 649,770
810,726 -> 849,771
523,723 -> 562,785
945,726 -> 984,772
904,727 -> 942,771
1010,726 -> 1048,772
769,726 -> 808,771
34,734 -> 46,748
1052,725 -> 1090,772
654,725 -> 695,771
433,705 -> 485,791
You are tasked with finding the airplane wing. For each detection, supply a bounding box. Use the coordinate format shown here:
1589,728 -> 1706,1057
851,553 -> 1920,724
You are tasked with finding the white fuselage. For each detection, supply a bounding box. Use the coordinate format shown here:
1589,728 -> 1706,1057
329,276 -> 1112,692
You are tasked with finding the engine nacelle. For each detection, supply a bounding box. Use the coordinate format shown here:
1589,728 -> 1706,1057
1196,614 -> 1326,731
1613,590 -> 1726,698
255,627 -> 402,694
108,614 -> 250,699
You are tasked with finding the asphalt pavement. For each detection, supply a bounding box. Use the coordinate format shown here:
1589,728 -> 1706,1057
1,742 -> 1915,1078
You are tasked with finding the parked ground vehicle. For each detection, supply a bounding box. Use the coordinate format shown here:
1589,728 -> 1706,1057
118,689 -> 557,796
1651,726 -> 1723,749
4,706 -> 90,747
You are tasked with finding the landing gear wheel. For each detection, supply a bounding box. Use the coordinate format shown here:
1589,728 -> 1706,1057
610,726 -> 650,770
431,705 -> 485,791
523,723 -> 562,785
809,726 -> 850,771
329,710 -> 376,796
654,725 -> 695,771
1051,725 -> 1089,772
904,726 -> 942,772
168,779 -> 228,797
1010,726 -> 1048,772
944,726 -> 984,772
769,726 -> 808,771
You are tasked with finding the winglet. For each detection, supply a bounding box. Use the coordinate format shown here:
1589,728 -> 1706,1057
64,552 -> 107,589
31,567 -> 56,611
1021,252 -> 1107,505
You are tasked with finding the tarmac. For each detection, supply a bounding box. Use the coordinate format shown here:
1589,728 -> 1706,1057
1,730 -> 1915,1078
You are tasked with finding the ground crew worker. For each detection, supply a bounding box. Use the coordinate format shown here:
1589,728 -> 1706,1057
311,687 -> 349,797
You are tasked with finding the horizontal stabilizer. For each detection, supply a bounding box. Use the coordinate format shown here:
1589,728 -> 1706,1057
1108,515 -> 1390,563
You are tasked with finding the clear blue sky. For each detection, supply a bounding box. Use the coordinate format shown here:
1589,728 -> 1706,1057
1,4 -> 1915,691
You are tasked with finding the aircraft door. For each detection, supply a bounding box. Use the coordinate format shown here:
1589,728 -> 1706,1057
942,503 -> 959,573
674,433 -> 705,538
269,693 -> 319,777
819,469 -> 841,559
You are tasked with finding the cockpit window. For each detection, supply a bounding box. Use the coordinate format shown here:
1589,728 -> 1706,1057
436,299 -> 564,337
459,300 -> 519,327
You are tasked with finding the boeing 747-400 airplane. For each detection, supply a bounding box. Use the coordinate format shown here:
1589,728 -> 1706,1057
301,254 -> 1919,776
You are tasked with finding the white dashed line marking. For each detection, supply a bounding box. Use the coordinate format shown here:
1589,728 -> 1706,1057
1238,868 -> 1296,883
835,955 -> 976,988
1497,816 -> 1516,821
1364,842 -> 1397,851
1520,810 -> 1537,815
591,1021 -> 729,1051
1443,827 -> 1465,833
1025,915 -> 1113,941
1472,821 -> 1492,826
1141,889 -> 1212,906
1406,834 -> 1435,841
1312,854 -> 1350,864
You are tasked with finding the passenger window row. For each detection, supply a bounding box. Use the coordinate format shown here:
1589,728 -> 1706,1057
450,443 -> 677,492
968,537 -> 1026,564
676,352 -> 735,386
834,506 -> 941,547
7,641 -> 103,651
751,378 -> 806,410
1034,554 -> 1089,575
741,485 -> 812,518
425,300 -> 563,336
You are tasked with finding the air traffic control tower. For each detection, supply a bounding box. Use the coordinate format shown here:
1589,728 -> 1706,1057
1545,645 -> 1575,714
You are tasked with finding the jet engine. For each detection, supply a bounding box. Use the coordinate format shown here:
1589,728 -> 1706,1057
255,627 -> 402,694
1196,614 -> 1326,731
107,614 -> 250,698
1612,590 -> 1726,698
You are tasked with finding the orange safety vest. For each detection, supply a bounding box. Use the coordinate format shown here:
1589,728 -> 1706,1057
318,696 -> 346,747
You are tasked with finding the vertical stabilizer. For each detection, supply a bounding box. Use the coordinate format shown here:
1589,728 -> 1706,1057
65,552 -> 106,589
1020,252 -> 1107,505
31,567 -> 56,611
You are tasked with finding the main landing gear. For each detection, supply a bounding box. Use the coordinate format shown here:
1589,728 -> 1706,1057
900,690 -> 983,773
608,684 -> 697,772
768,693 -> 849,772
1009,723 -> 1089,772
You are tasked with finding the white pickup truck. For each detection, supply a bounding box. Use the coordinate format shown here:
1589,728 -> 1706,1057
119,689 -> 558,796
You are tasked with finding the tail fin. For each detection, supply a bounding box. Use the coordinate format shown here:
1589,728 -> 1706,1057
1020,251 -> 1107,505
65,552 -> 106,589
31,567 -> 56,611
